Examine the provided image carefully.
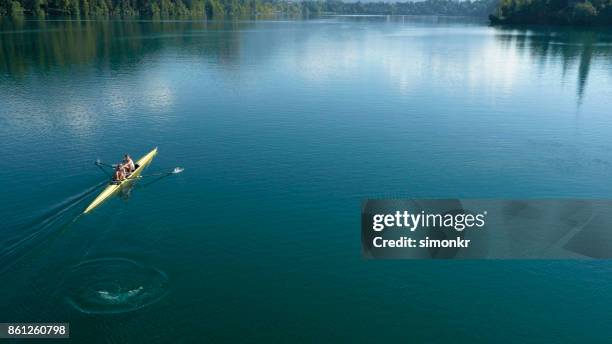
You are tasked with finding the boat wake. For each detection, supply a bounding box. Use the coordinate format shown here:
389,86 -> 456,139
64,258 -> 169,314
0,181 -> 106,276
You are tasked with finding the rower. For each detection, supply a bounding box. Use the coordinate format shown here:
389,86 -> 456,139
113,165 -> 126,182
122,154 -> 135,174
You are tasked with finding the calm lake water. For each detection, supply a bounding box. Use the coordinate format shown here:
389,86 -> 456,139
2,16 -> 612,342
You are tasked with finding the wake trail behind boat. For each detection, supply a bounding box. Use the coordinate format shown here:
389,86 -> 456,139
0,180 -> 106,276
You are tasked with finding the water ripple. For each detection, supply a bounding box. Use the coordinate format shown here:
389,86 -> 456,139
65,258 -> 169,314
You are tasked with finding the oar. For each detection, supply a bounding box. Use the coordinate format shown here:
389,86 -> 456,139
126,167 -> 184,180
96,163 -> 112,178
95,159 -> 117,169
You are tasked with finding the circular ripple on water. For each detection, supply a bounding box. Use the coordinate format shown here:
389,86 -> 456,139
65,258 -> 169,314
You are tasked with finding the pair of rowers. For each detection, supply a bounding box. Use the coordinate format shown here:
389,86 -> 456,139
113,154 -> 135,182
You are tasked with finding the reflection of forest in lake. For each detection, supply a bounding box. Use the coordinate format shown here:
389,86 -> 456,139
0,19 -> 244,76
3,18 -> 612,106
494,27 -> 612,103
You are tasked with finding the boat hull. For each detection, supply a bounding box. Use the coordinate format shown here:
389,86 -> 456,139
83,147 -> 158,214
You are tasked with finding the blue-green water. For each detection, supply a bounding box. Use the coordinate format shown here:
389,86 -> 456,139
2,16 -> 612,342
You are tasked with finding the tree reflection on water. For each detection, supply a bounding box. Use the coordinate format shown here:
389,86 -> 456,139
494,26 -> 612,105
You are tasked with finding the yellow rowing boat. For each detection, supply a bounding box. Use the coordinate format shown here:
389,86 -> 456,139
83,147 -> 158,214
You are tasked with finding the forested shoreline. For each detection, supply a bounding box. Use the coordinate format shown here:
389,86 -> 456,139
0,0 -> 496,18
0,0 -> 277,17
2,0 -> 612,26
490,0 -> 612,25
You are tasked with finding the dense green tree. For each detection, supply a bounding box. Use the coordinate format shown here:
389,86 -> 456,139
490,0 -> 612,25
0,0 -> 499,18
573,1 -> 597,23
10,0 -> 25,15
